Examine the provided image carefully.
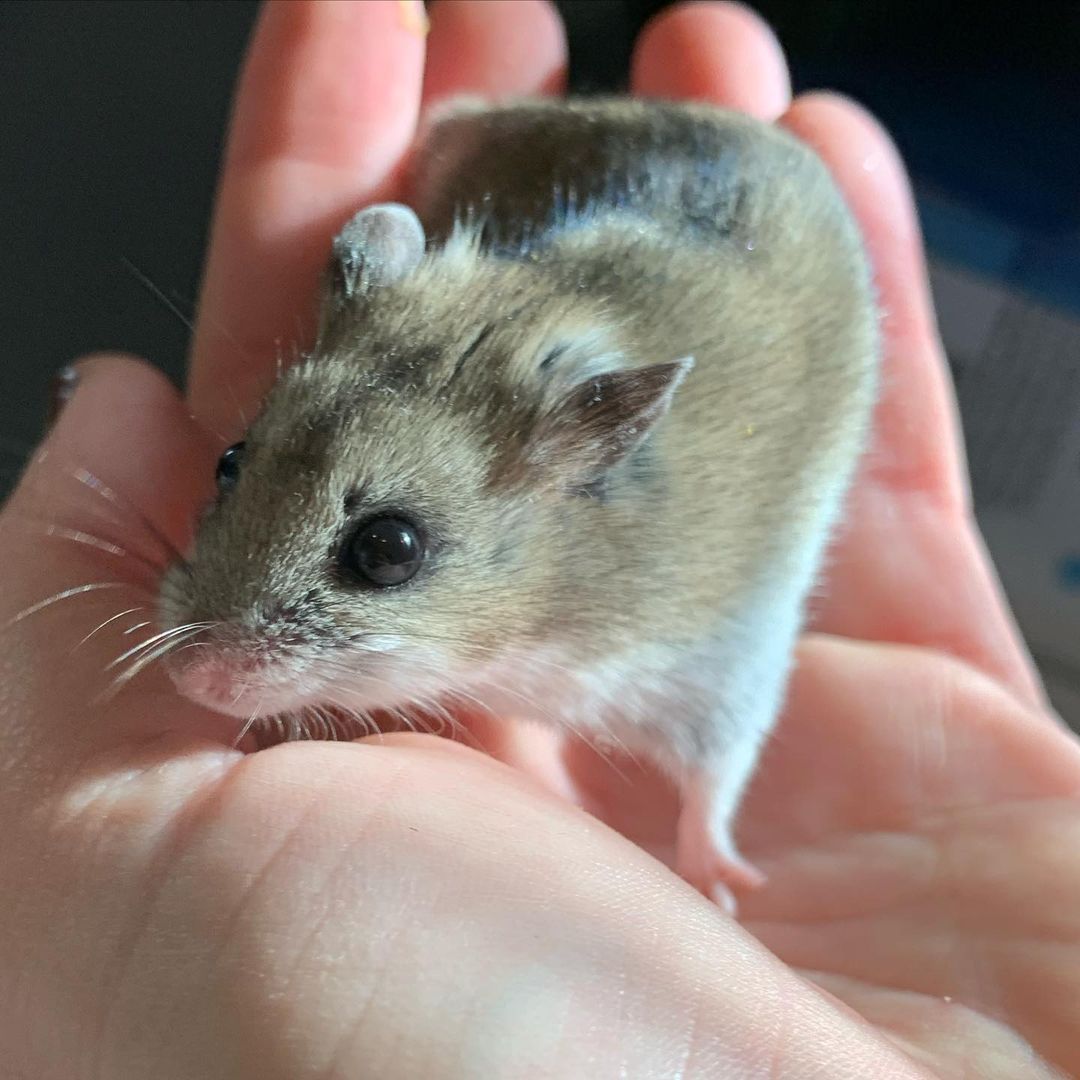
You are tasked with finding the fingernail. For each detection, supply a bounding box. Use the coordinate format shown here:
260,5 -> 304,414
46,365 -> 80,431
398,0 -> 429,37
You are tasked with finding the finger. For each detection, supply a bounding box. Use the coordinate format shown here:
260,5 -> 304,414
782,93 -> 967,510
421,0 -> 567,105
744,635 -> 1080,857
631,1 -> 791,120
189,0 -> 427,439
781,93 -> 1045,706
1,356 -> 230,772
736,636 -> 1080,1070
13,357 -> 208,545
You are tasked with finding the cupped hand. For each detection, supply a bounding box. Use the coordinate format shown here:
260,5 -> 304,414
1,2 -> 1078,1077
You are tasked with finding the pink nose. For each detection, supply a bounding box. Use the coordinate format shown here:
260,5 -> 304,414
166,642 -> 303,717
179,657 -> 252,698
170,654 -> 259,707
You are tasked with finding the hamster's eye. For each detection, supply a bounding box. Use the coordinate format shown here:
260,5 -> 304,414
342,516 -> 424,587
216,442 -> 245,492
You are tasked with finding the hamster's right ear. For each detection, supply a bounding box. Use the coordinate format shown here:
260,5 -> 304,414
323,203 -> 426,309
526,357 -> 694,484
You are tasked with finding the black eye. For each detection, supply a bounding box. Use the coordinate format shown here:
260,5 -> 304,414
343,516 -> 424,587
216,442 -> 245,492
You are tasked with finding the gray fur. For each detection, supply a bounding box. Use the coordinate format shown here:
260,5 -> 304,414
328,202 -> 426,305
161,98 -> 879,903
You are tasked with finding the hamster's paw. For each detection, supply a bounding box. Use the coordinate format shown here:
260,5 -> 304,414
676,803 -> 765,916
678,781 -> 764,915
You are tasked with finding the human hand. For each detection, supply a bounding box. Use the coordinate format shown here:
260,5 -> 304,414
1,3 -> 1078,1078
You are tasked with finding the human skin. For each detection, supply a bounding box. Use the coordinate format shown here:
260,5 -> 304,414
1,1 -> 1078,1077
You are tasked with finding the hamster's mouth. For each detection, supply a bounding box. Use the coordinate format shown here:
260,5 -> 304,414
166,648 -> 327,720
162,633 -> 425,732
168,650 -> 459,746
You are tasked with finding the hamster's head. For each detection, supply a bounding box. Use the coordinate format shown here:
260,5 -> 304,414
159,204 -> 690,725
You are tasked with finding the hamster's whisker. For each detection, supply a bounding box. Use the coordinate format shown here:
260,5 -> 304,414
123,264 -> 258,435
409,699 -> 443,738
386,702 -> 417,736
266,711 -> 289,742
99,626 -> 208,701
307,705 -> 326,740
233,699 -> 264,749
324,699 -> 378,742
313,653 -> 595,759
320,705 -> 346,741
358,707 -> 379,740
428,690 -> 488,750
122,256 -> 196,332
319,667 -> 475,747
425,696 -> 466,742
104,622 -> 214,673
18,521 -> 125,559
287,712 -> 303,741
68,466 -> 189,567
324,705 -> 354,741
108,622 -> 211,677
319,667 -> 420,737
124,620 -> 153,636
295,707 -> 311,741
3,581 -> 132,631
72,605 -> 147,652
7,516 -> 168,582
315,658 -> 492,746
24,464 -> 192,574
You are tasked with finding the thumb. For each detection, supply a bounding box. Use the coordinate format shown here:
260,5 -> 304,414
13,353 -> 215,550
0,353 -> 226,790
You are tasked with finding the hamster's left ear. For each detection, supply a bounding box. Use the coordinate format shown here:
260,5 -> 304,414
528,357 -> 694,481
326,202 -> 426,306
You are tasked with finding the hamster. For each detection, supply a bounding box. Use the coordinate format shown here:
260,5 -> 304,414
159,98 -> 878,909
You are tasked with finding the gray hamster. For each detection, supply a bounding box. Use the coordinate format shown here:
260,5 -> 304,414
160,97 -> 878,909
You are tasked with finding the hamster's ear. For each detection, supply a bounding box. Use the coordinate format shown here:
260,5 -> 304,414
528,357 -> 693,480
327,203 -> 426,304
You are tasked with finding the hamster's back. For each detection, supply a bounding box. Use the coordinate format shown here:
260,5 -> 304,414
410,97 -> 849,253
406,97 -> 878,639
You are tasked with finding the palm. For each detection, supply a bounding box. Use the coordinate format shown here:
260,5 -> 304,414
3,4 -> 1079,1079
548,639 -> 1079,1077
743,639 -> 1080,1075
760,794 -> 1080,1075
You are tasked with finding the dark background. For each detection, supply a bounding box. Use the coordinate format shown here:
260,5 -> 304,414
2,0 -> 1076,448
3,0 -> 1080,712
